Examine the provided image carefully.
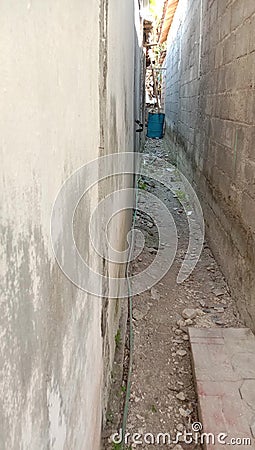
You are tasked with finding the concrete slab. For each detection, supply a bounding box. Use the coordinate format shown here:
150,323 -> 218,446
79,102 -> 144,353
189,327 -> 255,449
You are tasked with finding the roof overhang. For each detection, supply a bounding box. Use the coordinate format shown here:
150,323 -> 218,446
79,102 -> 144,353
159,0 -> 179,44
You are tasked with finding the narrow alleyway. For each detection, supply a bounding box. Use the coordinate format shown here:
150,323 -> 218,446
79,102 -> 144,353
102,0 -> 255,445
104,137 -> 244,449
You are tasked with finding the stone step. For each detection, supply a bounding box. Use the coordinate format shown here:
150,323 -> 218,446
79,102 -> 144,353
189,327 -> 255,449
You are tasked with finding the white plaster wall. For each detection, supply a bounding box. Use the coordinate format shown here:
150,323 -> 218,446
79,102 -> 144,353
0,0 -> 141,448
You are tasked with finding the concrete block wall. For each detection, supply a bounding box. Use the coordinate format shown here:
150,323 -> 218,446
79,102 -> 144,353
0,1 -> 141,449
164,0 -> 255,330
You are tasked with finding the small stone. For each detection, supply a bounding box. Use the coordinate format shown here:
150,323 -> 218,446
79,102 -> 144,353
176,423 -> 184,432
147,247 -> 157,254
212,287 -> 225,296
136,414 -> 144,421
218,303 -> 227,309
138,257 -> 143,262
182,308 -> 197,320
179,407 -> 189,417
176,349 -> 187,357
173,339 -> 183,344
133,309 -> 145,321
214,319 -> 225,326
173,445 -> 184,450
185,319 -> 193,326
203,307 -> 214,313
175,329 -> 183,336
214,307 -> 225,313
177,319 -> 186,328
151,287 -> 160,300
176,392 -> 186,401
183,335 -> 189,341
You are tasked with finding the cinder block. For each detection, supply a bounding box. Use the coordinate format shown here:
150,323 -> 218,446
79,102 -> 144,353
214,146 -> 234,178
234,54 -> 254,90
224,121 -> 235,148
245,126 -> 255,161
217,0 -> 232,19
209,0 -> 218,29
212,119 -> 235,149
210,22 -> 220,47
219,10 -> 231,40
241,191 -> 255,229
212,167 -> 231,202
215,43 -> 224,68
244,160 -> 255,199
223,33 -> 236,64
249,15 -> 255,53
235,24 -> 250,58
217,67 -> 227,92
231,0 -> 244,31
246,90 -> 255,125
229,91 -> 249,123
225,63 -> 237,91
243,0 -> 255,20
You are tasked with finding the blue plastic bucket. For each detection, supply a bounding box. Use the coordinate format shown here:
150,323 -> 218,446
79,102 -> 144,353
147,113 -> 165,139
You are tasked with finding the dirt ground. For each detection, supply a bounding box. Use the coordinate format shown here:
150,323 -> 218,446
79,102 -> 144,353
103,138 -> 244,450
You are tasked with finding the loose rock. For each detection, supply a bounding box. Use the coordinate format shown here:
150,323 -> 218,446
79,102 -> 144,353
176,349 -> 187,357
175,329 -> 183,336
212,287 -> 225,296
182,308 -> 197,320
147,247 -> 157,254
179,407 -> 189,417
177,319 -> 186,328
151,287 -> 160,300
185,319 -> 193,326
173,339 -> 183,344
176,392 -> 186,401
214,307 -> 225,313
133,309 -> 146,321
136,414 -> 144,421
